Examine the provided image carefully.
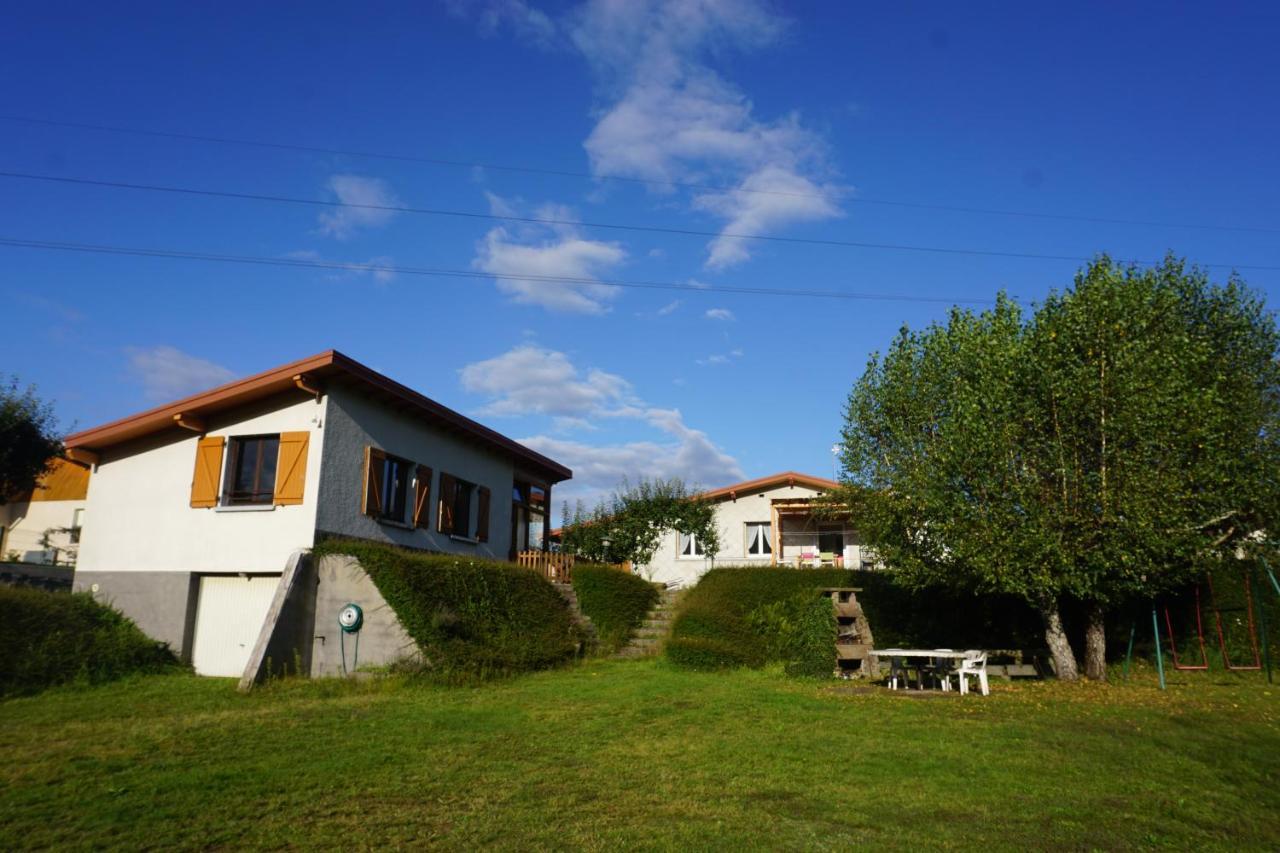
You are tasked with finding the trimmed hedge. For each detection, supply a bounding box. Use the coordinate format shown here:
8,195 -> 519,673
313,539 -> 591,681
571,565 -> 659,652
667,567 -> 1043,673
0,585 -> 179,698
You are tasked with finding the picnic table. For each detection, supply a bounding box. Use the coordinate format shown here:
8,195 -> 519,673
876,649 -> 969,692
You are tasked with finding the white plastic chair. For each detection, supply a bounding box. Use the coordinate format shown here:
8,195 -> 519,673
930,649 -> 956,692
956,650 -> 989,696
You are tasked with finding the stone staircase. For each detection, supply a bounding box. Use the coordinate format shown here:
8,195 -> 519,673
552,583 -> 599,652
614,587 -> 681,659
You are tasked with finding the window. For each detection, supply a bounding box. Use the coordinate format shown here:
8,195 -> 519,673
746,522 -> 772,557
224,435 -> 280,505
378,455 -> 412,523
678,532 -> 706,559
439,473 -> 491,541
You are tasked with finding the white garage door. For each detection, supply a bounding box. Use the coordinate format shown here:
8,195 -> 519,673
191,575 -> 280,677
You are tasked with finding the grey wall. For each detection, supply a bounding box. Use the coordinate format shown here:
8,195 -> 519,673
310,554 -> 418,677
74,571 -> 198,659
316,384 -> 516,560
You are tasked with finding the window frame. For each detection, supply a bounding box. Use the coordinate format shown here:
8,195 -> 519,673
677,531 -> 707,560
377,453 -> 413,524
745,521 -> 772,558
222,434 -> 281,506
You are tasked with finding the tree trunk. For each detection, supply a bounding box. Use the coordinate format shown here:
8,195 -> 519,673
1040,600 -> 1080,681
1084,601 -> 1107,681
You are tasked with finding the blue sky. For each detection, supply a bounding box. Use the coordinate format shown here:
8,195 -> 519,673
3,1 -> 1278,512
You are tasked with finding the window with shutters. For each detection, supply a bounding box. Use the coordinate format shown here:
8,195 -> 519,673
223,435 -> 280,505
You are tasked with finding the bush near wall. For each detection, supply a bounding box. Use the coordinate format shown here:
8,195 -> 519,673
0,586 -> 179,698
666,567 -> 1043,673
571,566 -> 659,652
313,539 -> 591,681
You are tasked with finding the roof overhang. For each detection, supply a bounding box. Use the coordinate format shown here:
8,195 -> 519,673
700,471 -> 840,502
64,350 -> 572,483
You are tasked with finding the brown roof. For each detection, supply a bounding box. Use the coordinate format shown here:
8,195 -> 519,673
64,350 -> 571,483
700,471 -> 840,502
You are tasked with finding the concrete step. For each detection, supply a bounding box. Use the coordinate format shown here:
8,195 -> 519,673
642,618 -> 672,629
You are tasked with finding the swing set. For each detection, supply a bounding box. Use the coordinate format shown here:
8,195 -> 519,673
1123,557 -> 1279,690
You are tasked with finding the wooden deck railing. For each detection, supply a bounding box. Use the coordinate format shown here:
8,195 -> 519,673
516,551 -> 632,583
517,550 -> 576,583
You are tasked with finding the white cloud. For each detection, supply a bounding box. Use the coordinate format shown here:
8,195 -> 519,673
317,175 -> 400,239
705,307 -> 734,321
126,346 -> 236,401
461,343 -> 742,506
657,299 -> 682,316
569,0 -> 843,269
472,194 -> 628,313
449,0 -> 558,47
696,347 -> 744,366
459,344 -> 636,418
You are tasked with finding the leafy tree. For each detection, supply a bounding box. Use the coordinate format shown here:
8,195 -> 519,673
561,478 -> 720,570
839,257 -> 1280,681
0,377 -> 62,504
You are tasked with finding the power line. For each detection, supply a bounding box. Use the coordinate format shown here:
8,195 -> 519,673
3,114 -> 1276,236
4,170 -> 1278,273
0,236 -> 1004,305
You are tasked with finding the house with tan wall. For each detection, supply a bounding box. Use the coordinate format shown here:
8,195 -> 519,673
65,350 -> 569,678
0,458 -> 90,565
637,472 -> 870,588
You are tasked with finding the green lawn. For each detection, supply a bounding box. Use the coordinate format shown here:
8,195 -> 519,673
1,662 -> 1277,850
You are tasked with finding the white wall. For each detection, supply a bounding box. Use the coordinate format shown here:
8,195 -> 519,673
314,384 -> 518,561
0,499 -> 85,564
638,483 -> 828,588
75,394 -> 327,575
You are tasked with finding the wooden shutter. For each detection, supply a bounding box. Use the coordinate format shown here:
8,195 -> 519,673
273,432 -> 309,505
412,466 -> 433,529
438,473 -> 457,534
476,486 -> 491,542
362,446 -> 386,517
190,436 -> 225,508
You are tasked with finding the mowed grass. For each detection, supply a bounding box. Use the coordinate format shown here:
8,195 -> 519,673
1,662 -> 1278,850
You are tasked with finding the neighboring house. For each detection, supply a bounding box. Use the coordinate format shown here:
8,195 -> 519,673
638,472 -> 870,588
0,458 -> 90,565
66,350 -> 570,677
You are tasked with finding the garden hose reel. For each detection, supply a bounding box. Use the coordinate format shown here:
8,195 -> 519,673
339,603 -> 363,674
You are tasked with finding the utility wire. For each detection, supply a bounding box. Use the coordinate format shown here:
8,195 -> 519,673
3,114 -> 1275,236
3,170 -> 1277,272
0,236 -> 1005,305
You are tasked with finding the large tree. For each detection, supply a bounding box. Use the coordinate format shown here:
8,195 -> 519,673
0,377 -> 63,503
561,478 -> 720,570
839,257 -> 1280,681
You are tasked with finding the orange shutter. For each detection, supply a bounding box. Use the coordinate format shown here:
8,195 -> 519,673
190,436 -> 225,508
273,432 -> 309,505
438,473 -> 457,534
413,466 -> 433,529
476,486 -> 491,542
362,447 -> 386,517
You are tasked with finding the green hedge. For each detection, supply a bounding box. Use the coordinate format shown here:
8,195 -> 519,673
313,539 -> 590,681
571,565 -> 659,653
0,585 -> 179,698
666,567 -> 1043,673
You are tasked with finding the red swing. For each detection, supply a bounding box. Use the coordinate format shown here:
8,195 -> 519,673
1164,575 -> 1263,672
1207,574 -> 1262,671
1163,585 -> 1210,671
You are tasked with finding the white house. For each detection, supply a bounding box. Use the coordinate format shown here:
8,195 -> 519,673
0,458 -> 90,565
638,472 -> 870,588
66,350 -> 570,677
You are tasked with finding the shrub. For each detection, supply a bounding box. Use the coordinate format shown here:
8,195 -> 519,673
313,539 -> 590,682
571,565 -> 659,652
667,567 -> 1044,674
0,585 -> 179,698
